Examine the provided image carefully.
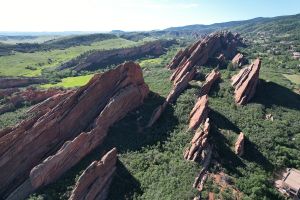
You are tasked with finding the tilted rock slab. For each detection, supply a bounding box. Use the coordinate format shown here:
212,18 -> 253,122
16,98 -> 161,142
189,95 -> 209,130
1,61 -> 149,199
69,148 -> 117,200
232,53 -> 246,67
235,132 -> 245,156
231,58 -> 261,105
198,69 -> 221,97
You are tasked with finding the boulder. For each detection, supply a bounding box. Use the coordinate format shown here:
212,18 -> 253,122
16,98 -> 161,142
189,95 -> 209,130
235,132 -> 245,156
69,148 -> 117,200
0,61 -> 149,198
198,69 -> 221,97
231,58 -> 261,105
232,53 -> 246,67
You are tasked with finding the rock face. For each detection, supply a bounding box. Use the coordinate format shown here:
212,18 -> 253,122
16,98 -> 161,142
231,58 -> 261,105
189,95 -> 209,130
58,40 -> 176,71
69,148 -> 117,200
0,77 -> 47,89
199,69 -> 221,97
235,132 -> 245,156
167,31 -> 243,70
0,88 -> 64,115
232,53 -> 246,67
0,61 -> 149,199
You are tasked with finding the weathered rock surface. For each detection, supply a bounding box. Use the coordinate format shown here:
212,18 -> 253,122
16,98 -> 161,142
0,77 -> 47,89
167,31 -> 243,70
232,53 -> 246,67
235,132 -> 245,156
185,118 -> 211,161
69,148 -> 117,200
0,61 -> 149,198
198,69 -> 221,97
231,58 -> 261,105
58,40 -> 176,71
189,95 -> 209,130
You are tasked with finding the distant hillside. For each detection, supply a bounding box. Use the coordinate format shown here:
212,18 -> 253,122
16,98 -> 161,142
0,33 -> 117,55
163,13 -> 300,36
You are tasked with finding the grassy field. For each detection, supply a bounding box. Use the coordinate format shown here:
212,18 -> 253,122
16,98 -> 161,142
41,74 -> 94,88
0,38 -> 142,77
283,74 -> 300,85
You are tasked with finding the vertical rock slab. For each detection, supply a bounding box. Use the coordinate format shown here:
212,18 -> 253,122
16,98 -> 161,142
231,58 -> 261,105
189,95 -> 209,130
232,53 -> 246,67
69,148 -> 117,200
235,132 -> 245,156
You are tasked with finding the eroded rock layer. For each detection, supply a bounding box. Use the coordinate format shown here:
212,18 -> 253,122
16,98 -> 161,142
235,132 -> 245,156
231,58 -> 261,105
189,95 -> 209,130
69,148 -> 117,200
0,61 -> 149,198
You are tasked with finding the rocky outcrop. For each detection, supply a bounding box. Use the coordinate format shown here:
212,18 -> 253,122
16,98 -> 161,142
189,95 -> 209,130
147,62 -> 196,127
167,31 -> 243,70
0,88 -> 64,115
199,69 -> 221,97
0,61 -> 149,199
235,132 -> 245,156
231,58 -> 261,105
0,77 -> 47,89
184,118 -> 211,161
58,40 -> 176,71
232,53 -> 246,67
69,148 -> 117,200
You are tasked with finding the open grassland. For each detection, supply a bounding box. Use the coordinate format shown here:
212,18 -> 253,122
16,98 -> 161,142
0,38 -> 142,77
41,74 -> 94,88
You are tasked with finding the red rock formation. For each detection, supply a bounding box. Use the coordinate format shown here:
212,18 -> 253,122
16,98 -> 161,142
231,58 -> 261,105
235,132 -> 245,156
189,95 -> 209,130
199,69 -> 221,97
167,31 -> 243,70
185,118 -> 211,161
0,61 -> 149,198
232,53 -> 246,67
69,148 -> 117,200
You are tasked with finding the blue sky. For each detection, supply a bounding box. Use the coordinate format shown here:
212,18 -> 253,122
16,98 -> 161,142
0,0 -> 299,31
